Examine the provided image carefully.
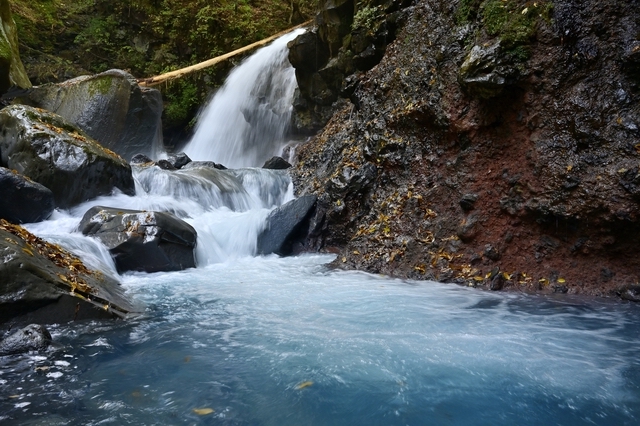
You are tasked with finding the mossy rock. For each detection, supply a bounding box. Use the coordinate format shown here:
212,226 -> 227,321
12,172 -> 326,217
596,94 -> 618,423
25,69 -> 163,161
0,0 -> 32,93
0,104 -> 135,209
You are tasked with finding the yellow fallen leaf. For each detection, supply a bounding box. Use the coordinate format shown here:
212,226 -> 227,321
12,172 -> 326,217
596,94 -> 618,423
295,381 -> 314,390
193,408 -> 214,415
557,278 -> 566,283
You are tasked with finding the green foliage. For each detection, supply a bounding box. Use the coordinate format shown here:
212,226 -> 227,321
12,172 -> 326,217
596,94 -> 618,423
456,0 -> 483,24
12,0 -> 318,133
457,0 -> 553,53
352,5 -> 382,32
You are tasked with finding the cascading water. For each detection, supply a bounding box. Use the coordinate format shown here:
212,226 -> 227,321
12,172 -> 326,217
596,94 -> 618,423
183,29 -> 304,168
2,31 -> 640,426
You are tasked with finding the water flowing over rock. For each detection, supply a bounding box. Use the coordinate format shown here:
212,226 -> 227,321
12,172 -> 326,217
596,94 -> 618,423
0,221 -> 139,325
0,0 -> 31,95
0,167 -> 54,224
257,195 -> 317,256
0,105 -> 135,209
0,324 -> 51,355
183,30 -> 303,168
24,69 -> 163,160
79,206 -> 197,273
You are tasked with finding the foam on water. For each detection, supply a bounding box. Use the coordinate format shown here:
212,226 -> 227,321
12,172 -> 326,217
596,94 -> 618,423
1,255 -> 639,425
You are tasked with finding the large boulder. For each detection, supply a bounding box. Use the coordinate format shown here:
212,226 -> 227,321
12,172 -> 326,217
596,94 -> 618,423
0,0 -> 31,95
0,220 -> 140,325
0,167 -> 54,223
0,105 -> 135,209
257,195 -> 317,256
0,324 -> 51,355
79,206 -> 197,273
24,69 -> 163,160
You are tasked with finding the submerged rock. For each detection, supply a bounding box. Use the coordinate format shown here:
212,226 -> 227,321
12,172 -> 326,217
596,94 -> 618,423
0,220 -> 139,324
24,69 -> 163,160
79,206 -> 197,273
0,105 -> 135,209
0,167 -> 54,224
0,324 -> 51,355
257,195 -> 317,256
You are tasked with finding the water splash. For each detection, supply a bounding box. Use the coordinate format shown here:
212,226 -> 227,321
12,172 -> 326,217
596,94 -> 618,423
183,29 -> 304,168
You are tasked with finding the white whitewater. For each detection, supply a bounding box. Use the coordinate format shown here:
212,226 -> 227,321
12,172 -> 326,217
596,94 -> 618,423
183,29 -> 304,168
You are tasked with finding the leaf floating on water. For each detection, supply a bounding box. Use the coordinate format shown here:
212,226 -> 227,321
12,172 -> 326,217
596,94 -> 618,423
193,408 -> 214,415
295,381 -> 314,390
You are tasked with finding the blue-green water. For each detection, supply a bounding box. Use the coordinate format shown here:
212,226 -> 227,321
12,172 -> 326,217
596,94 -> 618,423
1,255 -> 639,425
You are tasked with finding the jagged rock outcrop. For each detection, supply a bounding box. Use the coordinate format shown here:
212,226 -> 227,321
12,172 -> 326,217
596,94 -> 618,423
0,167 -> 55,224
0,0 -> 31,95
0,324 -> 51,355
0,220 -> 139,324
291,0 -> 640,298
288,0 -> 411,133
79,206 -> 197,273
24,69 -> 163,160
257,195 -> 317,256
0,105 -> 135,209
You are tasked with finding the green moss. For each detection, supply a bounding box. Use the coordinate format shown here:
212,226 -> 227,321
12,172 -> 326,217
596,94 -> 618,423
456,0 -> 483,24
87,76 -> 114,97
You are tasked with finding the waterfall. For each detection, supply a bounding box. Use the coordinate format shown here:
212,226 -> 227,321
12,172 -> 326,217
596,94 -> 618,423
183,29 -> 304,168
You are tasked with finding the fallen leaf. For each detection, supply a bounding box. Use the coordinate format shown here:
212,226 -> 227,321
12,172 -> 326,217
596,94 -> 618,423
295,381 -> 314,390
193,408 -> 214,415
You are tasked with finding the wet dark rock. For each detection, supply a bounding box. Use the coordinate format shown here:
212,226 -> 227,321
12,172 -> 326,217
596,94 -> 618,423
0,167 -> 54,224
0,105 -> 135,209
458,42 -> 518,99
257,195 -> 317,256
457,213 -> 479,242
291,0 -> 640,297
490,272 -> 505,291
619,285 -> 640,302
182,161 -> 227,171
287,30 -> 329,73
0,224 -> 139,325
79,206 -> 197,273
459,193 -> 479,211
316,0 -> 355,56
24,69 -> 163,161
552,284 -> 569,294
262,156 -> 292,170
167,152 -> 192,169
155,159 -> 176,170
130,153 -> 154,165
0,324 -> 51,355
484,245 -> 500,261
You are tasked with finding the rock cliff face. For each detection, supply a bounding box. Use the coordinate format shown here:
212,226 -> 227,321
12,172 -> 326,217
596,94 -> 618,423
291,0 -> 640,298
0,0 -> 31,94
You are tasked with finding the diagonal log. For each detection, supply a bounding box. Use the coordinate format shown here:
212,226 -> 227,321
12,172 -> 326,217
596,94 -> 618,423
137,20 -> 312,87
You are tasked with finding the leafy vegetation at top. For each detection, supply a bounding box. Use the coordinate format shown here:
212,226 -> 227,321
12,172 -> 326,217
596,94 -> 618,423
10,0 -> 319,133
457,0 -> 553,49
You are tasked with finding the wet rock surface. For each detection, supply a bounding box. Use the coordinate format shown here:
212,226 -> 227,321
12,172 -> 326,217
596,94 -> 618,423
0,324 -> 51,356
291,0 -> 640,299
257,195 -> 317,256
0,105 -> 135,209
24,69 -> 163,161
79,206 -> 197,273
0,167 -> 54,224
0,220 -> 139,325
